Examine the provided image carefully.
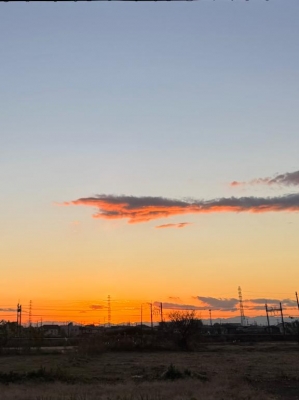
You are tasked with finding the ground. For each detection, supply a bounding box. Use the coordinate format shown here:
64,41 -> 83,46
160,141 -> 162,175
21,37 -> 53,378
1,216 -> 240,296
0,342 -> 298,399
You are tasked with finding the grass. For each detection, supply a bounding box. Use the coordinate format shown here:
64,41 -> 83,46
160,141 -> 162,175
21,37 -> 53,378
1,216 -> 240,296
0,342 -> 298,399
0,379 -> 273,400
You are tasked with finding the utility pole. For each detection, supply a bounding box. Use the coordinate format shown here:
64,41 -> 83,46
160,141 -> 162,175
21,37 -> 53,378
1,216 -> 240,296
140,304 -> 143,327
107,295 -> 111,327
16,304 -> 19,331
280,302 -> 285,337
140,304 -> 143,345
28,300 -> 32,327
16,303 -> 22,337
160,302 -> 163,324
28,300 -> 33,342
296,292 -> 299,311
150,303 -> 153,330
209,309 -> 212,326
265,303 -> 285,336
265,304 -> 270,334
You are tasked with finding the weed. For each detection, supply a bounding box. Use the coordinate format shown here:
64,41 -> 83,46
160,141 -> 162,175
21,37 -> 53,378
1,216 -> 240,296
161,364 -> 183,380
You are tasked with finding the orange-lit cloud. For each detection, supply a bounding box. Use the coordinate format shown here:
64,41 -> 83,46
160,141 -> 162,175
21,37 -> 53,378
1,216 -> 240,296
63,193 -> 299,223
231,170 -> 299,187
155,222 -> 191,229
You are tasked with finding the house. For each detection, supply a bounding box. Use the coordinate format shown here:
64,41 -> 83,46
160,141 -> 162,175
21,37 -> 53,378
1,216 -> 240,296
42,324 -> 61,337
60,323 -> 82,337
80,324 -> 104,336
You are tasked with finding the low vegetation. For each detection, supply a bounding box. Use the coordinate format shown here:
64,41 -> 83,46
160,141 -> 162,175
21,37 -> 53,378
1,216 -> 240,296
0,342 -> 298,399
0,379 -> 273,400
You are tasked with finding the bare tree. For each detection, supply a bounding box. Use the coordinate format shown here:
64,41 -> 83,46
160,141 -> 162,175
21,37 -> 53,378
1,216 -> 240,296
168,310 -> 202,350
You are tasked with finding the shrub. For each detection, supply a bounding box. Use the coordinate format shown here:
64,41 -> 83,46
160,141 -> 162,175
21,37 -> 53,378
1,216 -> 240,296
161,364 -> 183,380
77,335 -> 105,355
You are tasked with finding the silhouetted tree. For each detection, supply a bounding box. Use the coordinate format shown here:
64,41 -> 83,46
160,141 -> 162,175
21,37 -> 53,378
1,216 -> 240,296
168,310 -> 202,350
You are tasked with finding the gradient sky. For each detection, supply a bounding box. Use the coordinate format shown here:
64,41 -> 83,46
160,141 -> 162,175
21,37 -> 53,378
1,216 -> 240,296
1,0 -> 299,324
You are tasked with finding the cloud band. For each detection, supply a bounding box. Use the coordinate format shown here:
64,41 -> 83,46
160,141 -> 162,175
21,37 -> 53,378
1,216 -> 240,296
231,170 -> 299,187
63,193 -> 299,223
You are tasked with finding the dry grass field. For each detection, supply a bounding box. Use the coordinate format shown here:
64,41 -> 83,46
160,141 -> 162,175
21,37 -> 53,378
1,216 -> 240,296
0,342 -> 298,399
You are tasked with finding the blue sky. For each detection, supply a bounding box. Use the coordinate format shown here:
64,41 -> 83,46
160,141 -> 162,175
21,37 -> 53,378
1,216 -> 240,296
1,0 -> 299,321
1,1 -> 299,201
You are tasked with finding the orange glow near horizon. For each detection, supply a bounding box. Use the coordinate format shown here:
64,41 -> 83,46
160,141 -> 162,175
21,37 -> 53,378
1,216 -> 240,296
1,298 -> 297,326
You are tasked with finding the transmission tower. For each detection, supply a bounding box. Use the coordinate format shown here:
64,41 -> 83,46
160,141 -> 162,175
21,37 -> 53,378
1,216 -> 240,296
107,295 -> 111,327
238,286 -> 246,326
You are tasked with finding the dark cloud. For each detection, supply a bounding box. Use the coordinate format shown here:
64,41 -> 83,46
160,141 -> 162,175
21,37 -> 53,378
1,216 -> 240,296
247,298 -> 297,307
153,297 -> 297,314
197,296 -> 239,311
247,298 -> 275,304
90,305 -> 105,310
63,193 -> 299,223
246,306 -> 268,311
231,170 -> 299,188
155,222 -> 191,229
282,299 -> 298,307
153,302 -> 206,311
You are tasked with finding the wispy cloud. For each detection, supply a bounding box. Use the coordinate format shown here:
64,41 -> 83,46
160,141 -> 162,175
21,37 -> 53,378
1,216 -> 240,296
231,170 -> 299,188
63,193 -> 299,223
155,222 -> 191,229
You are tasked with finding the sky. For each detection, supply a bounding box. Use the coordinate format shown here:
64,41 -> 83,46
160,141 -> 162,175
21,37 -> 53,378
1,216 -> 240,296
1,0 -> 299,325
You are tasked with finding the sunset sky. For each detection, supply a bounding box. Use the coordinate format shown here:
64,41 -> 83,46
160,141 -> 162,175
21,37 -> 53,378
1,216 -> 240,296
1,0 -> 299,325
